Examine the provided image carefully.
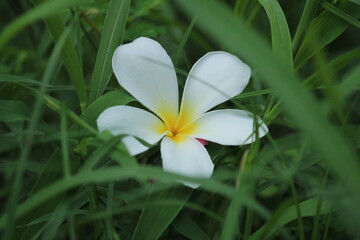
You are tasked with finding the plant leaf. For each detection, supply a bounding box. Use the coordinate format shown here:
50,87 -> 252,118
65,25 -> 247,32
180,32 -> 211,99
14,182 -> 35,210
173,213 -> 211,240
294,2 -> 360,68
131,188 -> 192,240
0,100 -> 30,122
248,197 -> 332,240
88,0 -> 131,103
259,0 -> 293,70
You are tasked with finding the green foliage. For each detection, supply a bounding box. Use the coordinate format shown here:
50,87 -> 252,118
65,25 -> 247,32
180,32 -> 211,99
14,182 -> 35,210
259,0 -> 293,70
294,2 -> 360,68
132,188 -> 192,240
1,0 -> 359,239
88,0 -> 131,104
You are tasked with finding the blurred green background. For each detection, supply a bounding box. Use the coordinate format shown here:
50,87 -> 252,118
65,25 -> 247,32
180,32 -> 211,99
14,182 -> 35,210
0,0 -> 360,239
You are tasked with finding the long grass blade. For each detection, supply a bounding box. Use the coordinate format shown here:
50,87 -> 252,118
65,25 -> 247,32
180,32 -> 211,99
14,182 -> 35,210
132,188 -> 192,240
2,29 -> 69,240
321,1 -> 360,28
31,0 -> 88,111
8,87 -> 133,238
294,2 -> 360,69
0,0 -> 89,50
0,167 -> 235,229
60,103 -> 71,178
248,197 -> 332,240
88,0 -> 131,103
292,0 -> 320,51
339,64 -> 360,102
259,0 -> 293,70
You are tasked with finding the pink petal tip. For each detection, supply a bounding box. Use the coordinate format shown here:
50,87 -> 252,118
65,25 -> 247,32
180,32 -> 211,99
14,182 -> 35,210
195,138 -> 208,146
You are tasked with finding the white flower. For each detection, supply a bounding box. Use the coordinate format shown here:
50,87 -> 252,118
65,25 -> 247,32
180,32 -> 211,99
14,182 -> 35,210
97,37 -> 268,188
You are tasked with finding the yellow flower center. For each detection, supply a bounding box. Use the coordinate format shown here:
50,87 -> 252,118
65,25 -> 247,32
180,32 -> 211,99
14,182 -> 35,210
157,105 -> 197,142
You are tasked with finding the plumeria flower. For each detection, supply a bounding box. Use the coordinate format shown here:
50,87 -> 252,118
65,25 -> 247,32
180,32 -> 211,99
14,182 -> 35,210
97,37 -> 268,188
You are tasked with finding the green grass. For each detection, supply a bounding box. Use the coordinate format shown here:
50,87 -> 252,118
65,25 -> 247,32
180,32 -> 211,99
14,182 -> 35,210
1,0 -> 360,239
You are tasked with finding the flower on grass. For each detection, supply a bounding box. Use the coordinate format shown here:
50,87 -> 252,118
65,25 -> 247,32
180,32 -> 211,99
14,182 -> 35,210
97,37 -> 268,188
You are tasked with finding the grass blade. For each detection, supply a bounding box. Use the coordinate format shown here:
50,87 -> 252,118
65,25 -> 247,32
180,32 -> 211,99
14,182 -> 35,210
9,88 -> 133,239
304,47 -> 360,87
60,103 -> 71,178
173,213 -> 211,240
132,188 -> 192,240
292,0 -> 320,51
88,0 -> 131,103
339,64 -> 360,102
248,197 -> 332,240
2,29 -> 69,240
0,0 -> 89,50
0,167 -> 234,229
31,0 -> 88,111
172,16 -> 197,67
259,0 -> 293,70
294,2 -> 360,69
82,89 -> 134,127
321,1 -> 360,29
0,100 -> 31,122
0,0 -> 89,110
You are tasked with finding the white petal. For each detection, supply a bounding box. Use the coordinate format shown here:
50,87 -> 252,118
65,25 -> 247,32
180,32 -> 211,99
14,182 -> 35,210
180,52 -> 251,120
160,136 -> 214,188
97,105 -> 167,146
189,109 -> 268,145
112,37 -> 179,125
122,136 -> 148,156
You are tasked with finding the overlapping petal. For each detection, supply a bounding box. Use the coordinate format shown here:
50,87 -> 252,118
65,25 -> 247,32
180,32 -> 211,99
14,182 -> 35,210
112,37 -> 179,125
97,105 -> 167,147
180,52 -> 251,120
188,109 -> 268,145
160,136 -> 214,188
